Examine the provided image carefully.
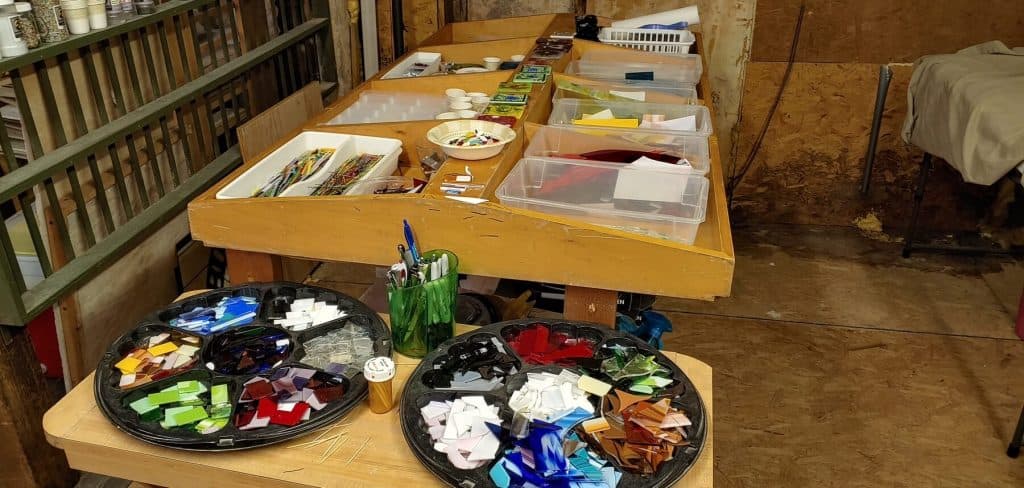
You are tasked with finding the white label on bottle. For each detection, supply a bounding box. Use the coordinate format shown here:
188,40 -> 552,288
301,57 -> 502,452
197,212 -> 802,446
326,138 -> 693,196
53,6 -> 65,28
9,17 -> 21,39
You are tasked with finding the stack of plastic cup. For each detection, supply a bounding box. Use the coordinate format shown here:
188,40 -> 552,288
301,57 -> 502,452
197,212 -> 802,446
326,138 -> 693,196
59,0 -> 90,34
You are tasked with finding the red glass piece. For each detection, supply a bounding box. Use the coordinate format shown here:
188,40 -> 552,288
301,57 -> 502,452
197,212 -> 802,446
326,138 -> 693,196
244,379 -> 274,400
234,407 -> 256,427
270,402 -> 310,426
313,384 -> 344,403
256,397 -> 277,418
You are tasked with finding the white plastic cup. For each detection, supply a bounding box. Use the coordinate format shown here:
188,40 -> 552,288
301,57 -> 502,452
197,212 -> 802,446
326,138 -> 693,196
511,55 -> 525,62
0,0 -> 26,57
483,56 -> 501,70
435,112 -> 459,120
60,0 -> 90,34
449,101 -> 472,111
86,0 -> 106,29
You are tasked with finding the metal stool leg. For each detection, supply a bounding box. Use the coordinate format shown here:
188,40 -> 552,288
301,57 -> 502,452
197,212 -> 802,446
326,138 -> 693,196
1009,404 -> 1024,458
862,64 -> 893,195
903,152 -> 933,258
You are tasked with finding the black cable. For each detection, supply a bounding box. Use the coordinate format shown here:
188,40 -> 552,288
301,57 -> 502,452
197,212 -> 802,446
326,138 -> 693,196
727,4 -> 807,205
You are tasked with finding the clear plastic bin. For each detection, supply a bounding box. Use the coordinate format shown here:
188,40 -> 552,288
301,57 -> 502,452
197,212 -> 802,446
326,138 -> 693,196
380,52 -> 442,79
495,157 -> 709,245
567,57 -> 702,84
554,80 -> 698,102
323,91 -> 449,125
548,98 -> 713,136
524,125 -> 709,175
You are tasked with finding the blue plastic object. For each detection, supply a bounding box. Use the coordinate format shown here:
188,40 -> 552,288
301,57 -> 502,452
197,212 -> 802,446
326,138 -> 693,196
616,310 -> 673,350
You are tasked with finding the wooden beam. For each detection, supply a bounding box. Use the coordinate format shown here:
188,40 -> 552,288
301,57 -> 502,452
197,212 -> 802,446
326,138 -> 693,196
564,285 -> 618,326
226,249 -> 282,283
0,326 -> 76,487
376,0 -> 396,68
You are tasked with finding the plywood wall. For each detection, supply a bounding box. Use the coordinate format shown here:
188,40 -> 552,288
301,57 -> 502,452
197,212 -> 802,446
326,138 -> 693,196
731,0 -> 1024,231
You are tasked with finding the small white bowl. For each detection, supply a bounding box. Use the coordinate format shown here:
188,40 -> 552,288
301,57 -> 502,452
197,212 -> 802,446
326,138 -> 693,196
435,112 -> 459,120
465,92 -> 487,98
427,120 -> 517,161
511,54 -> 525,62
457,110 -> 478,118
445,88 -> 466,98
471,96 -> 491,105
450,101 -> 473,111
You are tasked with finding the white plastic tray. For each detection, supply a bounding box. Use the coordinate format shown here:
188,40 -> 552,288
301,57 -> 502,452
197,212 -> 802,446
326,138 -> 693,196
216,131 -> 402,199
380,52 -> 442,79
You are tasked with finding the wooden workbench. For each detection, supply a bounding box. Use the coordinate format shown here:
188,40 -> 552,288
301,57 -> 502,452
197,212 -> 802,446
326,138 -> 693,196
43,325 -> 713,487
186,13 -> 735,326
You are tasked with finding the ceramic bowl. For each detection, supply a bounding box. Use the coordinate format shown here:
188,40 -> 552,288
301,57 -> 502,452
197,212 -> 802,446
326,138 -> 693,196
426,120 -> 517,161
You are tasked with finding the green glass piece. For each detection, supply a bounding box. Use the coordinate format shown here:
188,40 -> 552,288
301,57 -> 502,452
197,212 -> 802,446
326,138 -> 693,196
147,390 -> 180,405
211,384 -> 229,405
176,380 -> 200,394
140,409 -> 163,423
171,406 -> 209,425
209,403 -> 233,419
129,396 -> 158,414
629,384 -> 654,394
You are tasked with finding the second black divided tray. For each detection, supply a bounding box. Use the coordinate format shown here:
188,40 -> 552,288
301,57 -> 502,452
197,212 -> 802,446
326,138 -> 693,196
400,319 -> 707,488
94,282 -> 390,450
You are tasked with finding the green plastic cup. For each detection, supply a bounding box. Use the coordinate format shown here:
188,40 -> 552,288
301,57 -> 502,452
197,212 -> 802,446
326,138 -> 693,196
387,250 -> 459,358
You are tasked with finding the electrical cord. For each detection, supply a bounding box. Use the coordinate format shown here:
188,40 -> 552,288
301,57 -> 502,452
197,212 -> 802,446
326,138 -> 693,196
727,4 -> 807,205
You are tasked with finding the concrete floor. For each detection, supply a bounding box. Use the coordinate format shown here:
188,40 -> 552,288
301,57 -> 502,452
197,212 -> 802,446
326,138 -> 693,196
310,223 -> 1024,487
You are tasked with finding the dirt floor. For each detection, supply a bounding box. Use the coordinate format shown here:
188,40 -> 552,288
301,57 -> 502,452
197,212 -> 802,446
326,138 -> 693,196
307,223 -> 1024,487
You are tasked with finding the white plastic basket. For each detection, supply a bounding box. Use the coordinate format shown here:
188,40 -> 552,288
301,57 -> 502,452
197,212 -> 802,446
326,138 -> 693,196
598,27 -> 695,56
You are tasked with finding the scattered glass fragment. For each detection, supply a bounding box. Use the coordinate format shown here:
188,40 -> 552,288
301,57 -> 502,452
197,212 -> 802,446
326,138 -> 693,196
114,330 -> 201,389
420,396 -> 503,469
301,324 -> 375,372
600,345 -> 674,394
207,327 -> 291,375
312,153 -> 384,196
234,367 -> 344,430
169,296 -> 260,334
421,337 -> 518,391
126,380 -> 231,434
577,393 -> 692,475
506,323 -> 597,366
252,148 -> 335,197
272,297 -> 348,331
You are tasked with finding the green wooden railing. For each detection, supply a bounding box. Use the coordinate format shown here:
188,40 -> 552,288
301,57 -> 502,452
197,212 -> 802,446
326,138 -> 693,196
0,0 -> 333,325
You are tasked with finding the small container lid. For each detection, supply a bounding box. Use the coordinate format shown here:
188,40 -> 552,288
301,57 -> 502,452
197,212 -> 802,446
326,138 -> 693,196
363,356 -> 395,382
0,0 -> 15,6
14,2 -> 30,12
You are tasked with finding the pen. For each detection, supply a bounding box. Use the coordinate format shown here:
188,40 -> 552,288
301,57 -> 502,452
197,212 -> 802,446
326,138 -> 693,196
403,220 -> 420,262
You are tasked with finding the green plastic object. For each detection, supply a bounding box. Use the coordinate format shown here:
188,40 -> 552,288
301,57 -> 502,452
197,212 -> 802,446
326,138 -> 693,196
388,250 -> 459,358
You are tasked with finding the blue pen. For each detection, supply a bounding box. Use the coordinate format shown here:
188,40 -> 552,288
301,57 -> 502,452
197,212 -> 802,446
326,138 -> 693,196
403,219 -> 420,262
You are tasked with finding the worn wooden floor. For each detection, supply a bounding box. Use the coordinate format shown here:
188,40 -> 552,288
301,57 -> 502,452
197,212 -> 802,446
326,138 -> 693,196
81,224 -> 1024,487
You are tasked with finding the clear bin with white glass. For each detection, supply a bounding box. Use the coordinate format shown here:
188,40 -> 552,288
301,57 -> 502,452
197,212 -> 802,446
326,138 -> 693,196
548,98 -> 713,136
567,57 -> 702,84
524,125 -> 710,175
496,157 -> 709,245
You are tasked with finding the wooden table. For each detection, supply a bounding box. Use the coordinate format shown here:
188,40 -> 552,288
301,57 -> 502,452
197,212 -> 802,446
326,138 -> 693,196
43,325 -> 713,488
187,14 -> 735,327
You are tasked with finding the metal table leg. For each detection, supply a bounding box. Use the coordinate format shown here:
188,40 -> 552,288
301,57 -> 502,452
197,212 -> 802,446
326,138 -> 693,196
861,64 -> 893,195
1009,404 -> 1024,458
903,153 -> 933,258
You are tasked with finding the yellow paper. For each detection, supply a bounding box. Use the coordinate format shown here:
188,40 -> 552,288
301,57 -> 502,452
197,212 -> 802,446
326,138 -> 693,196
115,356 -> 142,374
147,342 -> 179,356
572,118 -> 639,128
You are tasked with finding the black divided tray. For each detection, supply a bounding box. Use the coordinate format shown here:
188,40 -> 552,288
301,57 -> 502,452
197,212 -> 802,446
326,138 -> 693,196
400,320 -> 707,488
94,282 -> 390,451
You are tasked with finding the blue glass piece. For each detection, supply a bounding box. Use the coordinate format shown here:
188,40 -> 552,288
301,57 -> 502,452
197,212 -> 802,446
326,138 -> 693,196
553,407 -> 593,437
490,460 -> 512,488
528,420 -> 567,475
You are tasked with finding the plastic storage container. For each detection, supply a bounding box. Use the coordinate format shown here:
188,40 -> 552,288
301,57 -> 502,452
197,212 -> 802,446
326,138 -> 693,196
216,131 -> 403,199
568,57 -> 702,84
496,157 -> 709,245
323,90 -> 449,125
554,80 -> 698,102
598,27 -> 695,56
548,98 -> 713,136
380,51 -> 442,79
524,125 -> 710,175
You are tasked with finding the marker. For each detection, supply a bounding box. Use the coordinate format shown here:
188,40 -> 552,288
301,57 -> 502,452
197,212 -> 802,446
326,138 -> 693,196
403,220 -> 420,262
